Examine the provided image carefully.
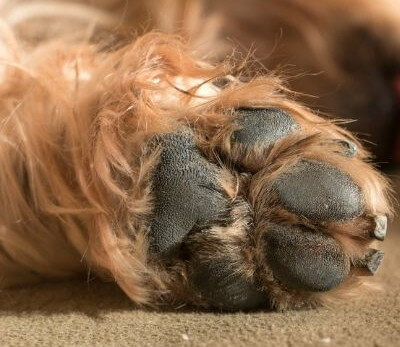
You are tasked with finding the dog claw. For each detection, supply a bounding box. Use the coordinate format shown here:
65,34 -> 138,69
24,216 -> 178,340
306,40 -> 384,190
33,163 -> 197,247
354,249 -> 384,276
338,139 -> 357,157
371,215 -> 387,241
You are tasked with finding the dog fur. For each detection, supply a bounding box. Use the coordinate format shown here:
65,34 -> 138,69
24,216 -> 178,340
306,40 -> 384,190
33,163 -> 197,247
0,0 -> 394,310
34,0 -> 399,163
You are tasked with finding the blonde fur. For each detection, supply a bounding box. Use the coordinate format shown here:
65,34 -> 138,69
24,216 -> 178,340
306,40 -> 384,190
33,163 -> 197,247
0,1 -> 393,309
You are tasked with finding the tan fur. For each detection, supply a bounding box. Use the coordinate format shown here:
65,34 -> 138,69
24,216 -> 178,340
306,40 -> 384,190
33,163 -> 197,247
0,1 -> 394,310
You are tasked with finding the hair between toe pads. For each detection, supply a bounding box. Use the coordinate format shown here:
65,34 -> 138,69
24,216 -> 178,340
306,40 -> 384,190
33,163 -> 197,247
264,224 -> 351,292
273,159 -> 364,221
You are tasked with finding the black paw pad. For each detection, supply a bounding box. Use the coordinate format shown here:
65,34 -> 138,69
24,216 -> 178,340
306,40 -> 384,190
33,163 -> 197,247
191,258 -> 268,311
232,108 -> 299,147
273,160 -> 363,221
149,132 -> 228,256
264,225 -> 350,292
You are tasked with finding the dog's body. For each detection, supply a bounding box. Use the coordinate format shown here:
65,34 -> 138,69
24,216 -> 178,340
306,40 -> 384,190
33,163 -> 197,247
0,1 -> 393,311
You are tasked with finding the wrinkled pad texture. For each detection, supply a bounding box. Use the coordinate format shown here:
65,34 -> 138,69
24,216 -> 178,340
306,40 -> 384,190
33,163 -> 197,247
232,107 -> 299,147
149,132 -> 228,255
273,160 -> 363,221
264,224 -> 350,291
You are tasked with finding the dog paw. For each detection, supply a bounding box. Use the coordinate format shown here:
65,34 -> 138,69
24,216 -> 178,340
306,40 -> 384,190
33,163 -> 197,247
148,131 -> 228,256
145,107 -> 390,311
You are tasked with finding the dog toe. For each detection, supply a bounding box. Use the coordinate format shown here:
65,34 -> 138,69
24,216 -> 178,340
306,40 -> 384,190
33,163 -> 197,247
233,107 -> 299,148
264,224 -> 350,292
273,159 -> 363,221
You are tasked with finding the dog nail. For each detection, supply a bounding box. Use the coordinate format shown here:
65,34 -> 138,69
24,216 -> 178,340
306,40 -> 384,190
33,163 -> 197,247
354,249 -> 384,276
338,139 -> 357,157
371,215 -> 387,241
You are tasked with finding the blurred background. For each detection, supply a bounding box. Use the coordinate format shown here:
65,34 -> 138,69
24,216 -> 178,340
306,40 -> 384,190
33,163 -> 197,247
206,0 -> 400,170
2,0 -> 400,169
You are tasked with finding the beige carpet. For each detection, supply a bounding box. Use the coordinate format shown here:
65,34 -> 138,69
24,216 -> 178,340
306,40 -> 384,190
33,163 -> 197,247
1,184 -> 399,347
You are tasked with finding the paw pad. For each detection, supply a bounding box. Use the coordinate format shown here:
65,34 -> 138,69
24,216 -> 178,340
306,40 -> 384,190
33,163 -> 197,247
264,224 -> 350,291
273,160 -> 363,221
149,131 -> 228,256
191,258 -> 268,311
233,107 -> 299,147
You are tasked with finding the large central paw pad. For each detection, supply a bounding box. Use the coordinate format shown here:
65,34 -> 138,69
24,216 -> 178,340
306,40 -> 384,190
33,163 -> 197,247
149,131 -> 228,256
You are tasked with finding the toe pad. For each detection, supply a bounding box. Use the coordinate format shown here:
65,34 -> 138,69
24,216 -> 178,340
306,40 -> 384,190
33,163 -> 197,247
233,108 -> 299,147
265,224 -> 350,292
273,160 -> 363,221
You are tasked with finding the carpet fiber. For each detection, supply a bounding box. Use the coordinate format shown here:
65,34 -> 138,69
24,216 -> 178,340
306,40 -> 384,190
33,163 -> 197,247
1,183 -> 399,347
